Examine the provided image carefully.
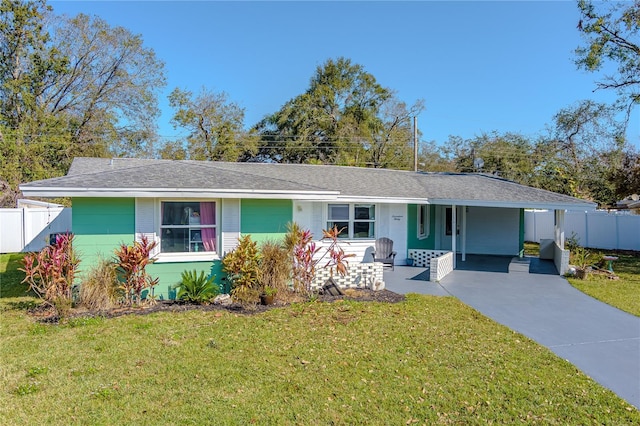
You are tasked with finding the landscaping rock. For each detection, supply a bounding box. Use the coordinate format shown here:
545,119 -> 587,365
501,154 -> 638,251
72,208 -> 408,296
213,294 -> 232,306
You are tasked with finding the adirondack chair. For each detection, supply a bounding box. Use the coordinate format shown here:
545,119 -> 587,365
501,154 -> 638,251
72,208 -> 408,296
371,237 -> 397,270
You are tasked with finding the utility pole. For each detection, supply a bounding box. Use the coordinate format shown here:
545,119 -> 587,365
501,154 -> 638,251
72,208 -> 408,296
413,116 -> 418,172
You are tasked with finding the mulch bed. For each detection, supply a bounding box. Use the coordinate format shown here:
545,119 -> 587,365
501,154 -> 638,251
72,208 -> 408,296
30,289 -> 406,323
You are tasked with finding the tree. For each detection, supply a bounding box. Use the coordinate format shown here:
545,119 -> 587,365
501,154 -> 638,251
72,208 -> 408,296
437,113 -> 627,207
362,98 -> 424,169
43,12 -> 165,154
611,149 -> 640,198
168,87 -> 257,162
253,57 -> 424,168
0,0 -> 72,205
417,140 -> 455,172
0,0 -> 64,127
538,100 -> 626,205
441,132 -> 538,184
0,1 -> 165,205
157,140 -> 187,161
576,0 -> 640,115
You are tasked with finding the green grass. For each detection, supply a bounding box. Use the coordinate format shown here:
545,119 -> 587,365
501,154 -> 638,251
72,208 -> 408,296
1,252 -> 638,423
0,253 -> 31,298
568,251 -> 640,317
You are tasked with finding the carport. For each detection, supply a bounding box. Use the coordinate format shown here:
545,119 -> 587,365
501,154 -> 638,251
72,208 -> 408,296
437,202 -> 575,275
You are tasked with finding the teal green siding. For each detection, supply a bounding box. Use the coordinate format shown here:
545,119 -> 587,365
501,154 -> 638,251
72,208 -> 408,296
406,204 -> 436,250
147,261 -> 223,300
241,199 -> 292,244
71,197 -> 292,300
71,197 -> 220,300
72,198 -> 135,271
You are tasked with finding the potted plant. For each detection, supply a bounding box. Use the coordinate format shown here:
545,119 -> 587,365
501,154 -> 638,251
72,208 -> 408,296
572,246 -> 593,279
260,285 -> 277,305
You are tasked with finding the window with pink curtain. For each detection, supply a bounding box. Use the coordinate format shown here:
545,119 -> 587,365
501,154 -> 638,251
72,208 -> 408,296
199,202 -> 216,252
160,201 -> 217,253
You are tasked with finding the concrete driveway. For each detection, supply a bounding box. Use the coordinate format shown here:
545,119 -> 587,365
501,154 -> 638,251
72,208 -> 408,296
384,263 -> 640,408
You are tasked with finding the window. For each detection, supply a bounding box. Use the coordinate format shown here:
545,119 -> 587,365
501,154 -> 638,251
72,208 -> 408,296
327,204 -> 350,238
417,204 -> 430,239
160,201 -> 216,253
444,207 -> 459,236
327,203 -> 375,239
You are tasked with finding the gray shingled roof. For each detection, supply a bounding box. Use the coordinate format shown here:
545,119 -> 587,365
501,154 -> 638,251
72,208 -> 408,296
35,160 -> 330,193
21,157 -> 595,210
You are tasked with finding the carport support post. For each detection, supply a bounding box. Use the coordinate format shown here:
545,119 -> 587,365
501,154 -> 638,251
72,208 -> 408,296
554,209 -> 565,248
461,206 -> 467,262
451,204 -> 457,268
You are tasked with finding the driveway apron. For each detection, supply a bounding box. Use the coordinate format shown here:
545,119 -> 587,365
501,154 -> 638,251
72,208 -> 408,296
387,267 -> 640,408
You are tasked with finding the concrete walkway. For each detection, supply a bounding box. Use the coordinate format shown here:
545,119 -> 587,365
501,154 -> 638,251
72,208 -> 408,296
384,264 -> 640,408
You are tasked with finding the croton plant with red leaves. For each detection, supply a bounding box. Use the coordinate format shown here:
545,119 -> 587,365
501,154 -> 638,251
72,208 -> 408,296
20,233 -> 80,309
114,235 -> 159,306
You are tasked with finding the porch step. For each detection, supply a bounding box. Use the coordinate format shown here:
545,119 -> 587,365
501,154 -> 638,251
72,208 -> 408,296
509,257 -> 531,273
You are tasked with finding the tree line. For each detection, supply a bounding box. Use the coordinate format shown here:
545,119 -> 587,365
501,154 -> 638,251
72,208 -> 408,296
0,0 -> 638,208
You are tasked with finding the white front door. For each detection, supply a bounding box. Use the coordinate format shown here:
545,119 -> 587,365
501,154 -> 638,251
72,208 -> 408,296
379,204 -> 407,264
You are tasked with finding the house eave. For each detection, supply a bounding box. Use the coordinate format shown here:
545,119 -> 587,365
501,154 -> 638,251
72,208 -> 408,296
19,187 -> 340,200
333,196 -> 430,204
428,198 -> 597,211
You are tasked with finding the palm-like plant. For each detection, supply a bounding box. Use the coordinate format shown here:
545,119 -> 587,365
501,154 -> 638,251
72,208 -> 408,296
176,270 -> 219,303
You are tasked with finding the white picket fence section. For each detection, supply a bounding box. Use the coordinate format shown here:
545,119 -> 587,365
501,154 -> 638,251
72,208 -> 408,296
525,210 -> 640,251
0,206 -> 72,253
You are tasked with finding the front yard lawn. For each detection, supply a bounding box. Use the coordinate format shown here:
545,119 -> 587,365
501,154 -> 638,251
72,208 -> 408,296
0,253 -> 29,298
568,251 -> 640,317
1,299 -> 637,422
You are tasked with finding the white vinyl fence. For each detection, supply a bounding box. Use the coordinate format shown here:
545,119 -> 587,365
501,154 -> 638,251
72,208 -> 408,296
525,210 -> 640,251
0,206 -> 72,253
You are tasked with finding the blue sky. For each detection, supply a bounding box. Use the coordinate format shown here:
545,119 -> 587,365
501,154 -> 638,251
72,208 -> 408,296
52,1 -> 639,148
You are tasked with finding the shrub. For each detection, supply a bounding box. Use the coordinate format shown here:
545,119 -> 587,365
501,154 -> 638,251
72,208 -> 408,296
222,235 -> 261,305
286,222 -> 354,294
20,233 -> 80,315
572,246 -> 594,270
286,222 -> 319,294
258,241 -> 291,298
262,285 -> 277,297
566,232 -> 580,253
114,236 -> 159,306
320,225 -> 355,277
175,270 -> 219,303
79,258 -> 120,311
284,221 -> 303,253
